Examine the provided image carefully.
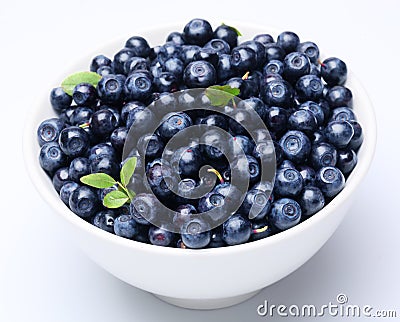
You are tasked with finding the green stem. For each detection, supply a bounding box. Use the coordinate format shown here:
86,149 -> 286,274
116,182 -> 132,202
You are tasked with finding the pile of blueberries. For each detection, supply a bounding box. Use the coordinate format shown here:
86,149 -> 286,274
37,18 -> 363,249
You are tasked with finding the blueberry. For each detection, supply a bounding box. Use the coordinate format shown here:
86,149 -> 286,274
311,130 -> 327,145
58,126 -> 89,158
110,127 -> 128,153
274,167 -> 304,197
129,193 -> 162,225
279,130 -> 311,164
114,214 -> 138,239
37,118 -> 65,146
163,57 -> 184,81
230,46 -> 257,72
326,86 -> 353,107
283,52 -> 310,83
137,133 -> 164,159
321,57 -> 347,86
310,142 -> 338,169
166,31 -> 186,46
204,38 -> 230,55
263,106 -> 288,134
50,87 -> 72,113
90,54 -> 112,72
309,63 -> 321,76
298,186 -> 325,216
69,186 -> 100,218
239,187 -> 273,220
279,159 -> 296,169
193,48 -> 219,68
158,112 -> 192,140
93,210 -> 117,233
146,163 -> 178,200
297,165 -> 316,186
222,214 -> 251,246
72,83 -> 97,106
253,33 -> 274,46
89,143 -> 117,161
97,65 -> 113,76
68,107 -> 92,127
148,226 -> 174,246
121,101 -> 146,124
231,155 -> 261,184
296,41 -> 319,64
125,36 -> 151,58
124,57 -> 149,75
170,146 -> 203,178
90,154 -> 120,179
97,74 -> 126,104
183,19 -> 213,46
299,101 -> 325,126
67,157 -> 89,182
90,109 -> 119,139
208,226 -> 226,248
154,72 -> 178,93
200,113 -> 229,131
180,45 -> 201,65
348,121 -> 363,151
252,140 -> 275,164
97,185 -> 117,202
288,109 -> 318,133
295,74 -> 324,102
324,120 -> 354,148
124,70 -> 153,101
52,167 -> 70,193
225,77 -> 258,100
213,24 -> 238,49
183,60 -> 217,88
198,192 -> 226,220
181,218 -> 211,249
157,43 -> 183,63
269,198 -> 301,230
250,219 -> 275,241
330,106 -> 356,122
263,60 -> 284,76
264,43 -> 285,62
59,181 -> 80,205
126,106 -> 157,134
134,224 -> 150,243
112,48 -> 136,74
277,31 -> 300,54
228,106 -> 258,135
230,135 -> 255,156
315,166 -> 345,198
173,204 -> 197,227
336,148 -> 357,175
260,79 -> 294,108
240,40 -> 267,68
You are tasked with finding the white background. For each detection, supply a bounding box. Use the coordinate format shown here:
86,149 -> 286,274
1,0 -> 399,321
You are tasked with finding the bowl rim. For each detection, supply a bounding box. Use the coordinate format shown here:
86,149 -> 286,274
23,21 -> 377,257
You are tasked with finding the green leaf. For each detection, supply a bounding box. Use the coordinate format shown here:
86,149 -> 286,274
120,157 -> 137,187
80,173 -> 117,189
61,71 -> 102,96
205,85 -> 240,107
103,190 -> 130,208
222,23 -> 242,36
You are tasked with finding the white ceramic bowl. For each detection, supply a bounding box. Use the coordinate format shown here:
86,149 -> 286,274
23,23 -> 377,310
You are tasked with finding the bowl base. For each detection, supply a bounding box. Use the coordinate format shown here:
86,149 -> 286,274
153,289 -> 262,310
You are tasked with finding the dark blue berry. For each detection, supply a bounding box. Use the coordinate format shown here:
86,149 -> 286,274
69,157 -> 90,182
89,143 -> 117,161
129,193 -> 162,225
180,45 -> 201,65
208,227 -> 226,248
90,108 -> 119,139
39,142 -> 68,175
297,165 -> 316,186
310,142 -> 338,169
114,214 -> 138,238
348,121 -> 363,151
146,163 -> 178,200
264,43 -> 285,62
93,210 -> 117,233
295,74 -> 324,102
72,83 -> 97,106
124,57 -> 149,74
204,38 -> 230,55
296,42 -> 319,64
250,220 -> 275,241
298,186 -> 325,216
183,19 -> 213,46
230,46 -> 257,72
231,155 -> 260,184
113,48 -> 136,74
213,24 -> 238,49
326,86 -> 352,107
110,127 -> 128,153
124,70 -> 153,101
163,57 -> 184,80
288,109 -> 318,133
274,167 -> 304,197
97,74 -> 126,104
52,167 -> 70,192
37,118 -> 65,146
263,60 -> 284,76
316,166 -> 345,198
90,154 -> 120,179
336,148 -> 357,175
324,120 -> 354,148
121,101 -> 146,124
58,126 -> 90,158
279,130 -> 311,164
59,181 -> 80,205
50,87 -> 72,113
277,31 -> 300,54
269,198 -> 301,230
239,186 -> 273,220
299,101 -> 325,126
222,214 -> 251,246
260,79 -> 294,108
158,112 -> 192,140
283,52 -> 310,83
126,106 -> 157,133
173,204 -> 196,227
183,60 -> 217,88
240,40 -> 267,68
170,146 -> 203,178
90,54 -> 112,72
125,36 -> 151,58
149,226 -> 174,246
69,186 -> 100,218
253,33 -> 274,46
263,106 -> 288,134
181,218 -> 211,249
321,57 -> 347,86
166,31 -> 186,46
97,65 -> 113,76
193,48 -> 219,68
154,72 -> 178,93
330,106 -> 356,122
69,107 -> 93,126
